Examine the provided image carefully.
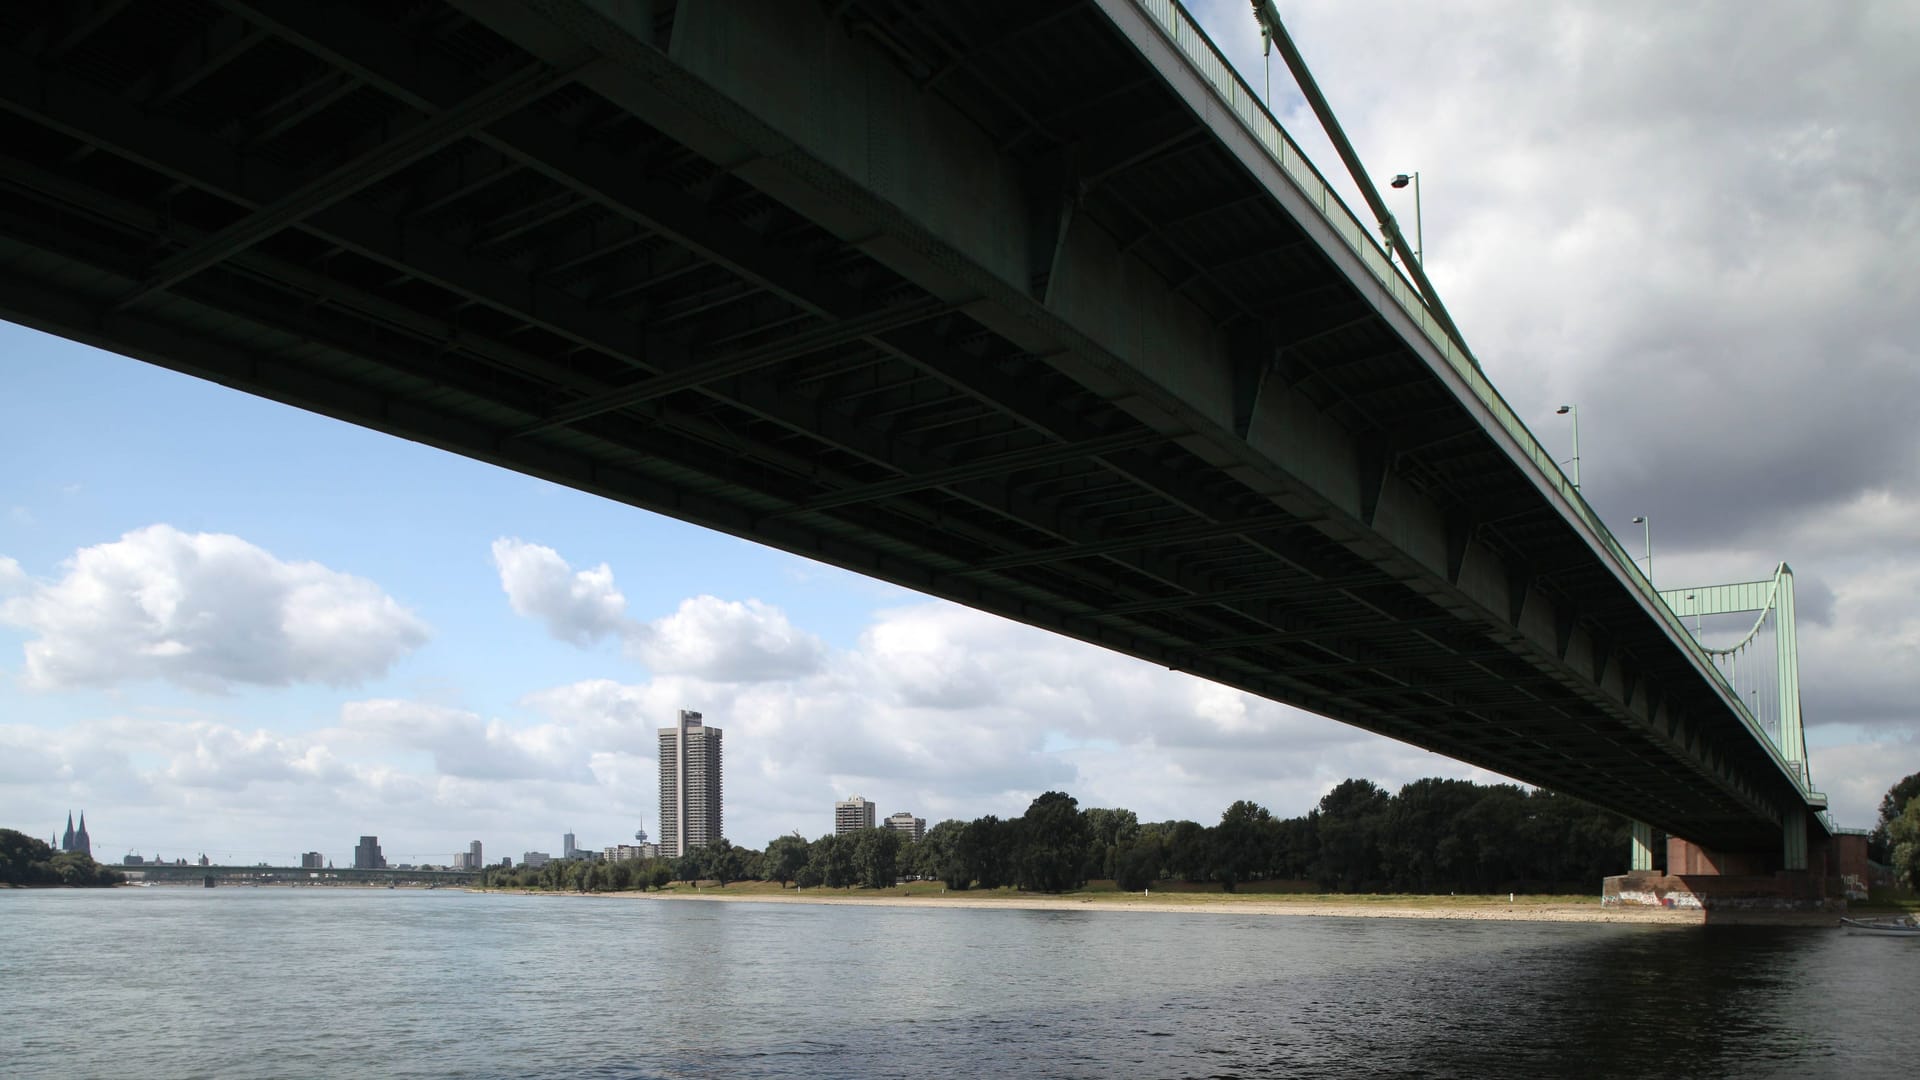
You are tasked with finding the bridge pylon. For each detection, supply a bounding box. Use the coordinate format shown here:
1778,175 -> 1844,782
1654,563 -> 1821,872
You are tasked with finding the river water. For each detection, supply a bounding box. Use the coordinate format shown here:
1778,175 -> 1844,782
1,888 -> 1909,1078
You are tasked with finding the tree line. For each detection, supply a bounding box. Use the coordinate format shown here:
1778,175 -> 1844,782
480,777 -> 1637,895
0,829 -> 125,887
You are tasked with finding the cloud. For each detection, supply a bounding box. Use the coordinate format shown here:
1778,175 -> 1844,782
0,525 -> 428,691
492,537 -> 826,680
340,699 -> 589,783
630,595 -> 826,681
490,537 -> 628,645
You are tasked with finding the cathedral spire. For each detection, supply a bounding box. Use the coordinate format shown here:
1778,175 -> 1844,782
62,812 -> 75,851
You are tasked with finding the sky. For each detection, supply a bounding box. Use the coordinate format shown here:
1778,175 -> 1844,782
3,0 -> 1916,867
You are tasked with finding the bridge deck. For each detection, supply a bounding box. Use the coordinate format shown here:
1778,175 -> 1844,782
0,0 -> 1813,852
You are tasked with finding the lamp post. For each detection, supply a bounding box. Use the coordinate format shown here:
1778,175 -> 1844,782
1631,515 -> 1652,585
1555,404 -> 1580,488
1389,171 -> 1422,264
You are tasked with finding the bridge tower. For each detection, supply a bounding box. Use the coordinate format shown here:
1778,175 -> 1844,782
1661,563 -> 1813,869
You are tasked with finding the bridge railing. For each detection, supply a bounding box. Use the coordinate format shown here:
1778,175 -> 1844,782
1132,0 -> 1816,802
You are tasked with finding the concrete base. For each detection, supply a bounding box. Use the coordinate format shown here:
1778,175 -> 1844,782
1602,869 -> 1841,912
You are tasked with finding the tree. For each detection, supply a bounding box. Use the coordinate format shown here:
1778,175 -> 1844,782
675,846 -> 707,883
916,819 -> 964,886
1014,791 -> 1091,893
1889,798 -> 1920,892
1209,800 -> 1274,891
1871,772 -> 1920,863
853,827 -> 901,889
956,816 -> 1007,890
1082,807 -> 1141,881
1165,820 -> 1208,883
703,839 -> 743,886
807,833 -> 856,889
1313,779 -> 1390,891
1114,839 -> 1159,892
1,830 -> 123,887
765,833 -> 810,888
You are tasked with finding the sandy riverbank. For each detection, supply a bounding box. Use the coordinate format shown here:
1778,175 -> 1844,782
557,887 -> 1756,925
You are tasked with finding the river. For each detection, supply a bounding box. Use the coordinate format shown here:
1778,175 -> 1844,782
1,888 -> 1909,1078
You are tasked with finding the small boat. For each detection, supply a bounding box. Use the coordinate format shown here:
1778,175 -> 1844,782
1839,917 -> 1920,937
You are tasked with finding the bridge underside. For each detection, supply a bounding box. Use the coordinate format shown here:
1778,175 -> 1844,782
0,0 -> 1811,851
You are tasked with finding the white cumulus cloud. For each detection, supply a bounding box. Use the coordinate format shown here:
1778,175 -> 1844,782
0,525 -> 428,691
492,537 -> 825,681
490,537 -> 629,645
629,595 -> 825,681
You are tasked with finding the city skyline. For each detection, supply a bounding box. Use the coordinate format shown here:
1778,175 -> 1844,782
4,0 -> 1917,857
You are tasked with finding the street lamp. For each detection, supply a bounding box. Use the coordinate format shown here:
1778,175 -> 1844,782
1555,404 -> 1580,488
1389,171 -> 1422,264
1630,515 -> 1652,584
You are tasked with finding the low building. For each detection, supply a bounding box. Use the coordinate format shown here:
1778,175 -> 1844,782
522,851 -> 551,870
885,812 -> 926,843
301,852 -> 324,869
603,844 -> 652,862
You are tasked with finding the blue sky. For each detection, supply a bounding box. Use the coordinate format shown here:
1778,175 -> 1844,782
4,0 -> 1916,866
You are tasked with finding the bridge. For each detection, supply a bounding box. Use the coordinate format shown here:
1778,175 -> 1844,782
0,0 -> 1831,880
120,863 -> 479,887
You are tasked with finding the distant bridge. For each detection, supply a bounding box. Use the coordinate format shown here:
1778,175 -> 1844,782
120,864 -> 479,887
0,0 -> 1827,871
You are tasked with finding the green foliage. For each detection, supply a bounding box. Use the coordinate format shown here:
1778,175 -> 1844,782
915,819 -> 963,887
1871,772 -> 1920,863
480,776 -> 1630,899
805,833 -> 857,889
478,856 -> 678,893
852,827 -> 901,889
1889,798 -> 1920,891
0,829 -> 124,887
1014,791 -> 1091,893
1081,807 -> 1141,881
954,816 -> 1008,890
1113,839 -> 1160,892
1313,779 -> 1391,890
765,833 -> 810,887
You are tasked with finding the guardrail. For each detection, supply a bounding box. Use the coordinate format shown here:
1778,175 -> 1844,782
1129,0 -> 1816,803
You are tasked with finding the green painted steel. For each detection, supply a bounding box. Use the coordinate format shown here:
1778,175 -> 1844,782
1630,821 -> 1655,871
1660,564 -> 1813,868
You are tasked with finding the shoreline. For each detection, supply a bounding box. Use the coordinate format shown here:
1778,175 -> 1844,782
518,886 -> 1843,926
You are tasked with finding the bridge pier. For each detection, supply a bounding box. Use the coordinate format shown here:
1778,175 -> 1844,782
1629,821 -> 1655,871
1602,818 -> 1862,914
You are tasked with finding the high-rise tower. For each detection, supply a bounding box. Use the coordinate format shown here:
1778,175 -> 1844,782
658,710 -> 722,858
835,795 -> 876,835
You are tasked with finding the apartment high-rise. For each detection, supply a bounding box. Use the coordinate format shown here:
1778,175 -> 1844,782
835,795 -> 876,835
469,840 -> 483,869
659,710 -> 722,857
884,812 -> 926,843
353,835 -> 386,870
